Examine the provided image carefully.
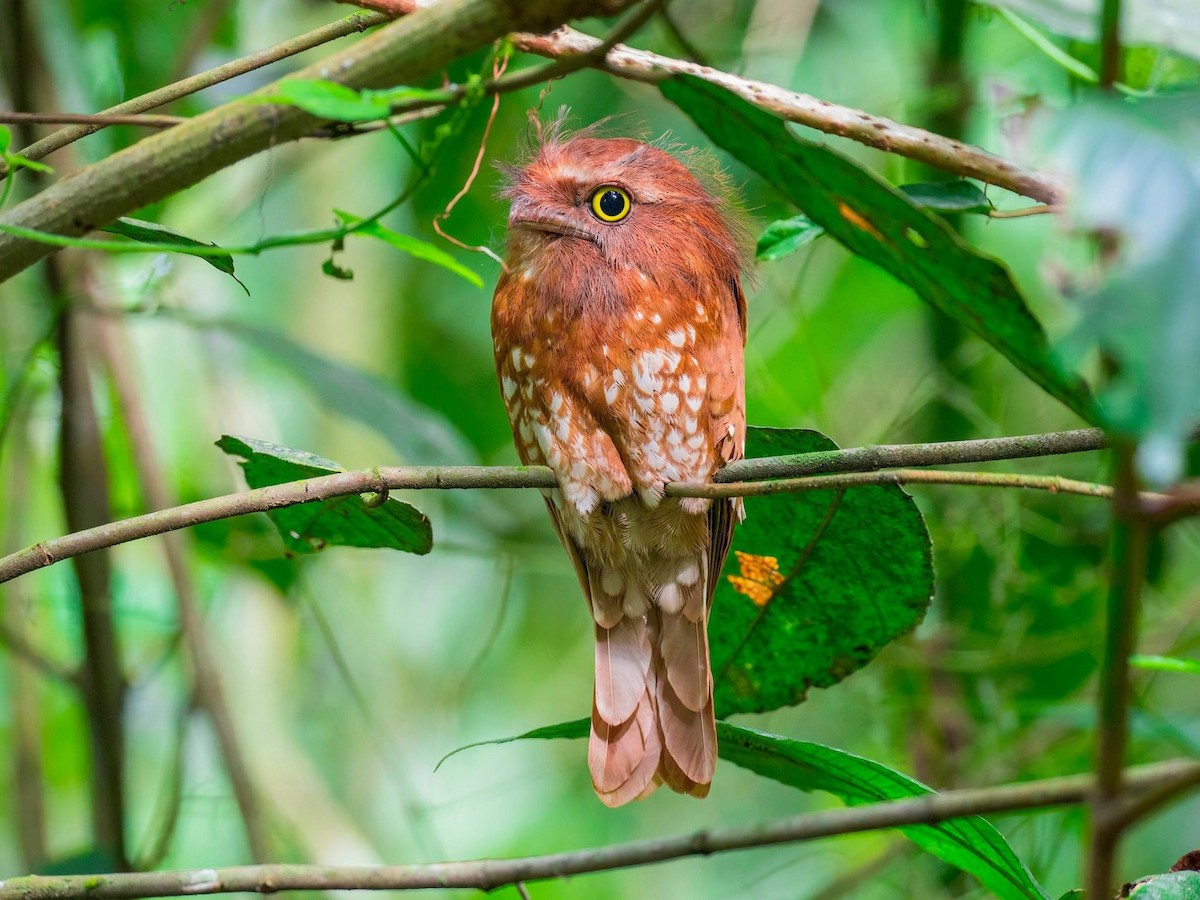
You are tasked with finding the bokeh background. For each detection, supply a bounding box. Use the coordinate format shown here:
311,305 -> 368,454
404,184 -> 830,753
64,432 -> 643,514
1,1 -> 1199,896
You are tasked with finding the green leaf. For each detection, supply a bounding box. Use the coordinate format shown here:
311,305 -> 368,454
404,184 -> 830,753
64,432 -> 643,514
335,209 -> 483,287
756,214 -> 824,260
900,180 -> 993,214
661,75 -> 1097,424
1051,97 -> 1200,483
267,79 -> 442,122
102,217 -> 246,294
711,428 -> 933,715
719,723 -> 1049,900
216,435 -> 432,556
1128,872 -> 1200,899
447,719 -> 1046,900
1131,654 -> 1200,675
322,257 -> 354,280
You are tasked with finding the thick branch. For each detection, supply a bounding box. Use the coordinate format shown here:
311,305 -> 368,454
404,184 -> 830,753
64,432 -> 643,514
0,428 -> 1115,586
509,26 -> 1065,203
0,0 -> 637,281
2,758 -> 1197,900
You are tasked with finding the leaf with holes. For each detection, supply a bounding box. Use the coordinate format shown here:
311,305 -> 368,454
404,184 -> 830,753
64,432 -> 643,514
217,435 -> 432,556
1128,872 -> 1200,899
710,428 -> 933,715
661,75 -> 1097,424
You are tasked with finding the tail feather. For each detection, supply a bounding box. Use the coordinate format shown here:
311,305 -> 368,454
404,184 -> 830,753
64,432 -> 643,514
588,554 -> 717,806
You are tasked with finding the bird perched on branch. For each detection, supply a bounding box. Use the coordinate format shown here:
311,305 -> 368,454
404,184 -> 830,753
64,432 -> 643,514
491,126 -> 748,806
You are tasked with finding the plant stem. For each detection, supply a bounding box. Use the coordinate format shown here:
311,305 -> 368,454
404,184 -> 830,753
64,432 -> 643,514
1086,442 -> 1149,897
1,757 -> 1197,899
1099,0 -> 1123,90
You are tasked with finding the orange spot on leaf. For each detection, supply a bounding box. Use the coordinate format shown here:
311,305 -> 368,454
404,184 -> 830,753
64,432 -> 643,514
727,550 -> 785,607
837,201 -> 883,241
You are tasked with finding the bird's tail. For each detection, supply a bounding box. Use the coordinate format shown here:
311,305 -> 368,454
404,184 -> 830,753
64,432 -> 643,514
587,555 -> 717,806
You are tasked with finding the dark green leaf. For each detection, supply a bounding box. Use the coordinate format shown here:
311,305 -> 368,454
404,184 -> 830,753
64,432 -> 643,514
268,79 -> 442,122
719,723 -> 1048,900
1129,872 -> 1200,899
1052,97 -> 1200,483
102,217 -> 246,293
335,209 -> 483,287
900,180 -> 993,214
711,428 -> 933,715
322,257 -> 354,280
216,435 -> 432,556
661,75 -> 1097,424
756,214 -> 824,260
448,719 -> 1046,900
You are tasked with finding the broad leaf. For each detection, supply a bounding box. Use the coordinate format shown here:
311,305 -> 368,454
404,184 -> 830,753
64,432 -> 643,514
1051,97 -> 1200,483
661,75 -> 1097,424
445,719 -> 1046,900
102,217 -> 245,292
711,428 -> 933,715
1128,872 -> 1200,899
757,181 -> 992,261
217,435 -> 432,556
335,209 -> 483,287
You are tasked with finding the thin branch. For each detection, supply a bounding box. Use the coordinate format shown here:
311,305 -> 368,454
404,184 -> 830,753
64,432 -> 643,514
672,467 -> 1140,501
0,621 -> 78,684
2,758 -> 1197,900
657,5 -> 711,66
508,26 -> 1066,204
0,0 -> 641,281
1099,0 -> 1123,90
95,314 -> 270,862
7,11 -> 391,169
0,112 -> 187,129
0,427 -> 1118,586
1087,442 -> 1148,897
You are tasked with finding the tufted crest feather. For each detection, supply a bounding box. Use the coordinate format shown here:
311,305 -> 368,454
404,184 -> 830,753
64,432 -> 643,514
491,122 -> 749,805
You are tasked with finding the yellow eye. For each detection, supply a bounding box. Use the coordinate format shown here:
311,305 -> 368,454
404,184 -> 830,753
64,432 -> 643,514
590,186 -> 631,223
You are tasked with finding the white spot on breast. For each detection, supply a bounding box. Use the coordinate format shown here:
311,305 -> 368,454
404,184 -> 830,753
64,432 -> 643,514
666,428 -> 683,446
680,374 -> 691,393
550,392 -> 564,413
676,560 -> 700,586
510,347 -> 523,370
684,416 -> 698,434
667,329 -> 685,347
697,374 -> 708,390
523,352 -> 535,370
634,309 -> 644,321
605,382 -> 620,405
660,392 -> 679,414
695,302 -> 707,318
651,313 -> 662,324
686,394 -> 703,412
502,377 -> 517,399
555,415 -> 571,441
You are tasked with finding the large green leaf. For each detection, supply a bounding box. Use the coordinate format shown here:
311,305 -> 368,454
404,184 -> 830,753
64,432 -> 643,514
660,75 -> 1097,424
1128,872 -> 1200,899
445,719 -> 1046,900
217,435 -> 432,556
711,428 -> 933,715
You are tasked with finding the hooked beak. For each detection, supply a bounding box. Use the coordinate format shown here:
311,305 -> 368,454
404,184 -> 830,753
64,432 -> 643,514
511,212 -> 595,242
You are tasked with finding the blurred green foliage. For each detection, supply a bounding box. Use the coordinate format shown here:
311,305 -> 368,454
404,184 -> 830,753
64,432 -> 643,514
1,2 -> 1199,898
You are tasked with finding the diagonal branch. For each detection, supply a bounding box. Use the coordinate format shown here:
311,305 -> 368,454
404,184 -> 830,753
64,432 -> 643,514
509,26 -> 1065,204
0,427 -> 1132,586
1,758 -> 1197,900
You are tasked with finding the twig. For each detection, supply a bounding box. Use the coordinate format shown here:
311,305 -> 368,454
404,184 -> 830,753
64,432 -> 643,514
988,204 -> 1060,219
0,0 -> 642,281
1099,0 -> 1123,90
0,427 -> 1122,586
1,758 -> 1197,900
134,701 -> 193,870
508,26 -> 1065,204
1087,442 -> 1148,897
0,112 -> 187,129
95,314 -> 270,862
657,5 -> 710,66
7,11 -> 391,169
0,621 -> 78,685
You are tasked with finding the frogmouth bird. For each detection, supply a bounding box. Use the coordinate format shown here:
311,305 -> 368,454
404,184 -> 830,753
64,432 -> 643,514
491,130 -> 747,806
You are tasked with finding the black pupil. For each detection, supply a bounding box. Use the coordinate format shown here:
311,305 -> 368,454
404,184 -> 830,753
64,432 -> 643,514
599,189 -> 626,218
